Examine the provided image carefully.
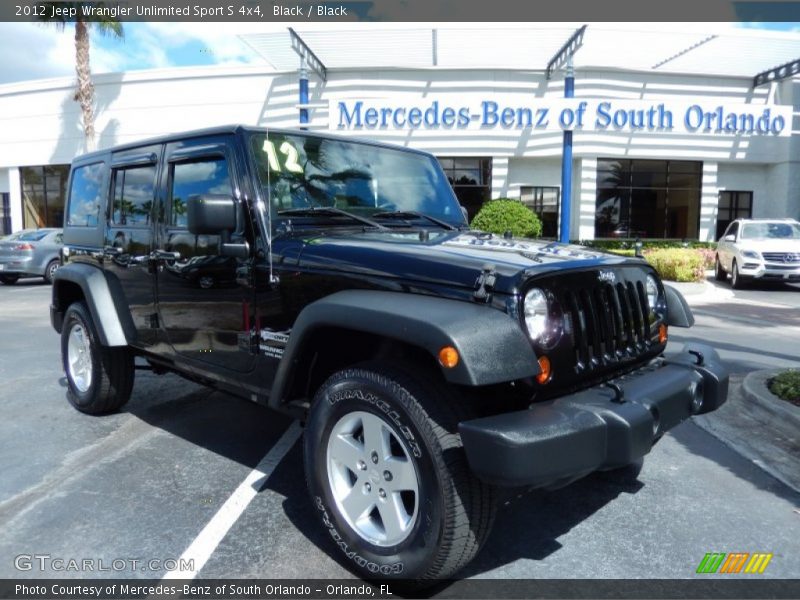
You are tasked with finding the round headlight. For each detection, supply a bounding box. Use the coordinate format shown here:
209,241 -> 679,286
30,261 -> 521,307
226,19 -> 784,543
523,288 -> 550,343
646,274 -> 660,313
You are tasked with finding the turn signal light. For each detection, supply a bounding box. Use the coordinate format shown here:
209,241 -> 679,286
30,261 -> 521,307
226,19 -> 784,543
658,323 -> 668,344
438,346 -> 459,368
536,355 -> 552,385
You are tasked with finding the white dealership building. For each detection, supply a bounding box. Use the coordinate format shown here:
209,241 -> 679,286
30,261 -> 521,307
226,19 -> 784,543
0,24 -> 798,241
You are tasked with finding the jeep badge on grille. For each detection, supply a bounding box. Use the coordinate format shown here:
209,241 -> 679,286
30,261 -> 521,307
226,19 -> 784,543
598,270 -> 616,283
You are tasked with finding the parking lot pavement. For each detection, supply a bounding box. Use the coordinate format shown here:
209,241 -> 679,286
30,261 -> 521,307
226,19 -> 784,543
1,280 -> 799,586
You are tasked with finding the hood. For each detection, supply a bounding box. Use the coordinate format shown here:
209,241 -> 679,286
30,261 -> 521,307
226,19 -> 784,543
275,229 -> 638,295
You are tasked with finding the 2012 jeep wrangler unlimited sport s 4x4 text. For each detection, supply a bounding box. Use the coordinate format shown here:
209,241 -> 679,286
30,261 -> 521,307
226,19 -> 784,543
51,126 -> 728,583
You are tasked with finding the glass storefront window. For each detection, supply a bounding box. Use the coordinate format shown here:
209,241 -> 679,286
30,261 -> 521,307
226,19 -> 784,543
438,157 -> 492,220
20,165 -> 70,229
716,191 -> 753,240
595,158 -> 701,239
521,186 -> 560,239
1,192 -> 10,235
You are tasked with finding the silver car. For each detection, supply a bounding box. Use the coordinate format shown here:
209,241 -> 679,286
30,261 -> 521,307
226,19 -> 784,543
0,228 -> 63,284
715,218 -> 800,288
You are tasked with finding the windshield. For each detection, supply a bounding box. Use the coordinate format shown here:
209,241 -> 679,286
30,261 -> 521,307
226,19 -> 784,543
249,132 -> 465,229
740,222 -> 800,240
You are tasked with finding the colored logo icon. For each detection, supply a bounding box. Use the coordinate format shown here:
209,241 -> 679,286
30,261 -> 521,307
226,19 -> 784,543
696,552 -> 773,574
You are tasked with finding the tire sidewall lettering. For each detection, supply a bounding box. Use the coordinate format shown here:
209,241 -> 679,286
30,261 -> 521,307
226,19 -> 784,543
307,373 -> 444,579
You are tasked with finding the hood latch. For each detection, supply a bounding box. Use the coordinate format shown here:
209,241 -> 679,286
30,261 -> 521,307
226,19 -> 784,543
473,265 -> 497,303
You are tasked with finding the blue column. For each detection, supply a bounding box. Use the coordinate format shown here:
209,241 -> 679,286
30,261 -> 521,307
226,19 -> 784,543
559,62 -> 574,244
299,60 -> 309,127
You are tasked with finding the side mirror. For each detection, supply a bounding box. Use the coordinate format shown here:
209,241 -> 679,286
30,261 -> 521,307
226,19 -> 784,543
187,194 -> 237,235
724,234 -> 735,242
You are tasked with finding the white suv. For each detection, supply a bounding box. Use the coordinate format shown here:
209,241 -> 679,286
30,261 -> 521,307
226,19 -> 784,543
715,219 -> 800,288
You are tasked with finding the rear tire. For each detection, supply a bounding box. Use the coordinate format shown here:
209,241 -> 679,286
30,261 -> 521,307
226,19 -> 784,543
61,301 -> 134,414
714,256 -> 726,281
0,274 -> 20,285
304,362 -> 495,583
44,259 -> 59,284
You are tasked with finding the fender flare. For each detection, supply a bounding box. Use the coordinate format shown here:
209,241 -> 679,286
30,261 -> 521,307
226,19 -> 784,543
268,290 -> 540,407
51,263 -> 136,347
664,284 -> 695,328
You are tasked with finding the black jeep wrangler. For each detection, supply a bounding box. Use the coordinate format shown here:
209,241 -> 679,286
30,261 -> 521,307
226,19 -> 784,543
51,126 -> 728,582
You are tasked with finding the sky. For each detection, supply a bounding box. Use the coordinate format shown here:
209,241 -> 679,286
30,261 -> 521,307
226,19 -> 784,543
0,21 -> 797,86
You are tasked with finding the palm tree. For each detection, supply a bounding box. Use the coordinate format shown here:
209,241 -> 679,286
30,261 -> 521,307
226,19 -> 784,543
39,2 -> 123,151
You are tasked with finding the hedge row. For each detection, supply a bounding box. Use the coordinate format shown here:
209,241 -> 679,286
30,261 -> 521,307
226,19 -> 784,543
604,247 -> 711,282
578,239 -> 717,251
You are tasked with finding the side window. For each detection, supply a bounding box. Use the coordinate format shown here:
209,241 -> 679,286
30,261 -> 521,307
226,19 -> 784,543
724,222 -> 739,240
112,165 -> 156,227
66,163 -> 104,227
170,158 -> 232,228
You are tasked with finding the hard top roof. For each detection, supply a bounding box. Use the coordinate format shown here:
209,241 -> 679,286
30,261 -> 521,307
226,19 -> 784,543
74,125 -> 431,163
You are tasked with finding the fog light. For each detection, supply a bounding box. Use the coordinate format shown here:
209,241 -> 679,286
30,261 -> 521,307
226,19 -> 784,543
536,355 -> 552,385
438,346 -> 459,368
658,323 -> 668,344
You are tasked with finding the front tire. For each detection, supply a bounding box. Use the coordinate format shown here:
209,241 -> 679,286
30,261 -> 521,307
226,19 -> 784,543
304,362 -> 495,583
714,256 -> 726,281
61,301 -> 134,414
731,259 -> 746,289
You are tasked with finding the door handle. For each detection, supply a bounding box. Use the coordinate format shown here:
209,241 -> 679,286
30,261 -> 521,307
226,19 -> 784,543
150,250 -> 181,262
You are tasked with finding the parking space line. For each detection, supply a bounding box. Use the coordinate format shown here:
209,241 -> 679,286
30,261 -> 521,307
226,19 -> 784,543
162,421 -> 303,580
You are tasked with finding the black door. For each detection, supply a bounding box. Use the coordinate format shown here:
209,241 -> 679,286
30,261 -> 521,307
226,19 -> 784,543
154,136 -> 256,373
104,146 -> 162,348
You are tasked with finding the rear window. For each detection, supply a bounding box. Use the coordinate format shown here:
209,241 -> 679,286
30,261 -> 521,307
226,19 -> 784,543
67,163 -> 105,227
18,231 -> 49,241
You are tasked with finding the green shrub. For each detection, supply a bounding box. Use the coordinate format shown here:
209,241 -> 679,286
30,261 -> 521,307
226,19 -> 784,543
643,248 -> 706,282
471,199 -> 542,238
769,370 -> 800,405
578,239 -> 717,251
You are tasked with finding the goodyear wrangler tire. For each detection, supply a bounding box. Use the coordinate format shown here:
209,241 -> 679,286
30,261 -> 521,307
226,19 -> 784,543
304,362 -> 495,583
61,301 -> 134,414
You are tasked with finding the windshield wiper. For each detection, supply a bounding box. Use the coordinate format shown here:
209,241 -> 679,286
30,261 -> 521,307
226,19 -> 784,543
371,210 -> 457,230
277,207 -> 389,231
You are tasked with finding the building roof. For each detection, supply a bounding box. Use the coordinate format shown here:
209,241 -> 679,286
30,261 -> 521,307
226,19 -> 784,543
240,24 -> 800,80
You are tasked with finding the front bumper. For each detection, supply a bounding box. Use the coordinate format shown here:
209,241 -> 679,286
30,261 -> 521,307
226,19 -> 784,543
739,262 -> 800,281
459,343 -> 728,488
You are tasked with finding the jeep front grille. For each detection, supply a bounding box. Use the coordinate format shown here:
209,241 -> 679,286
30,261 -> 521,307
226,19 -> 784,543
562,280 -> 652,373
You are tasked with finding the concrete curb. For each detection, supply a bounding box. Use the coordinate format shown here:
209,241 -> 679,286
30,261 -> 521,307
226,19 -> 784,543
742,369 -> 800,426
694,370 -> 800,494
